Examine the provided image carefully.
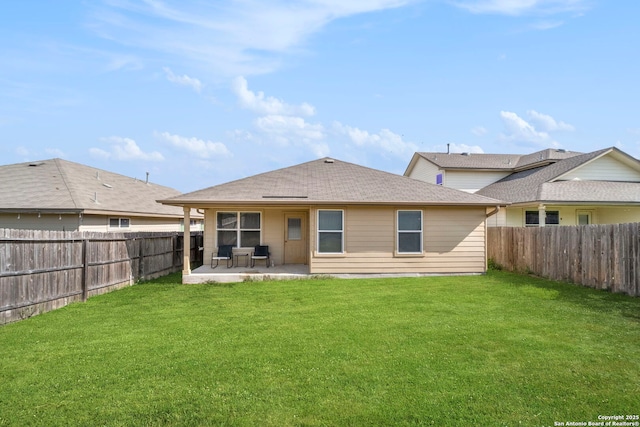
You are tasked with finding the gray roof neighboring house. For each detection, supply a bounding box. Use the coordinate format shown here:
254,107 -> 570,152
0,158 -> 189,217
410,148 -> 582,172
160,157 -> 507,207
476,147 -> 640,205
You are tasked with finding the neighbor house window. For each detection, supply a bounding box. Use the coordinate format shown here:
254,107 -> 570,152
525,210 -> 559,226
109,218 -> 130,228
317,210 -> 343,253
217,212 -> 261,248
397,210 -> 423,253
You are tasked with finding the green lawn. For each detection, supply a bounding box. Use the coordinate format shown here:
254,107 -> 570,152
1,271 -> 639,426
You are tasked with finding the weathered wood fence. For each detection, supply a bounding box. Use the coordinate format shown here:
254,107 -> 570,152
0,229 -> 203,325
487,223 -> 639,297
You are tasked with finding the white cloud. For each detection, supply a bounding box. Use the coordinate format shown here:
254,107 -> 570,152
253,115 -> 329,156
527,110 -> 575,132
163,67 -> 203,92
92,136 -> 164,161
89,0 -> 413,77
447,143 -> 485,153
499,111 -> 558,147
471,126 -> 488,136
451,0 -> 589,16
155,131 -> 230,158
232,76 -> 315,116
334,122 -> 419,157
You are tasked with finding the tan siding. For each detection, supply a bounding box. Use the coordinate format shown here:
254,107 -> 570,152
204,207 -> 290,265
263,209 -> 285,265
597,207 -> 640,224
407,158 -> 440,184
445,171 -> 511,192
486,207 -> 507,227
346,207 -> 394,252
0,213 -> 81,231
561,155 -> 640,181
310,206 -> 487,274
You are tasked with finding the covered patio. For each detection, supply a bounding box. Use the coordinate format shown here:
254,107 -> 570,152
184,263 -> 311,284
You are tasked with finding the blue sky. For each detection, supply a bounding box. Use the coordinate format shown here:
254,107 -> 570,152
1,0 -> 639,193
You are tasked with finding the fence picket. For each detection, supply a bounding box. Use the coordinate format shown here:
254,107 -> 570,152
488,224 -> 639,297
0,229 -> 203,324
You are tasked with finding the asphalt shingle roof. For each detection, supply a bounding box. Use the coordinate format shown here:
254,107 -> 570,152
475,148 -> 634,203
415,148 -> 582,170
161,158 -> 506,206
0,158 -> 186,217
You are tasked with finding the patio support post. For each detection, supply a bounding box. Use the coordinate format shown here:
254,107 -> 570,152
538,204 -> 546,227
183,206 -> 191,275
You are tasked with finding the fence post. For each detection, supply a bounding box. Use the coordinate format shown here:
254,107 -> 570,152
81,239 -> 89,302
138,237 -> 145,281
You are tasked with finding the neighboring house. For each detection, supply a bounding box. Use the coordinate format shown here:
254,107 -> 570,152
159,157 -> 506,280
0,158 -> 202,232
405,147 -> 640,227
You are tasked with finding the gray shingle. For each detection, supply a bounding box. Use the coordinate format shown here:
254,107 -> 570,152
161,158 -> 506,206
416,148 -> 582,171
476,148 -> 634,203
0,158 -> 186,217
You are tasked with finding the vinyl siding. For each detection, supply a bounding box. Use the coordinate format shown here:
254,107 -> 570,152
504,205 -> 640,226
561,155 -> 640,182
445,171 -> 511,193
310,206 -> 487,274
204,207 -> 288,265
486,207 -> 507,227
406,158 -> 441,185
80,215 -> 184,232
0,213 -> 80,231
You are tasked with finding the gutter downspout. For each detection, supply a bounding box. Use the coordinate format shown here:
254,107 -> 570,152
486,205 -> 501,218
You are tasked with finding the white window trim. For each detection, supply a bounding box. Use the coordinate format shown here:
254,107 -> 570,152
397,210 -> 423,254
317,209 -> 344,254
216,211 -> 262,248
109,217 -> 130,229
525,210 -> 560,227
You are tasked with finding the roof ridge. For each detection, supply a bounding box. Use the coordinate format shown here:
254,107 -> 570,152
54,158 -> 80,209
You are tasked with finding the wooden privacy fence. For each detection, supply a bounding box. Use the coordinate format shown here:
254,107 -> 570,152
487,223 -> 640,297
0,229 -> 203,325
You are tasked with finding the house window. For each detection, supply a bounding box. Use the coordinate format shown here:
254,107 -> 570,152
109,218 -> 130,228
525,210 -> 559,226
397,210 -> 423,253
436,173 -> 443,185
217,212 -> 261,248
318,210 -> 343,253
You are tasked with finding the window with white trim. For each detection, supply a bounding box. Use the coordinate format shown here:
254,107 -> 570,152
317,210 -> 343,253
217,212 -> 261,248
397,210 -> 422,253
525,210 -> 559,226
109,217 -> 130,228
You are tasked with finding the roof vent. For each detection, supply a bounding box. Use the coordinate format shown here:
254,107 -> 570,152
557,149 -> 567,153
324,159 -> 334,164
461,152 -> 470,156
28,162 -> 45,167
102,183 -> 112,189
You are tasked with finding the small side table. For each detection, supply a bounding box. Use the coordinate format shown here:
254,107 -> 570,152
234,253 -> 249,267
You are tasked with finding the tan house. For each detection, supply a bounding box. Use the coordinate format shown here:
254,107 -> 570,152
159,158 -> 506,282
0,158 -> 202,232
405,147 -> 640,227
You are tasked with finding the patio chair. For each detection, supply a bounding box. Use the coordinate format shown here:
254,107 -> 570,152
211,245 -> 233,268
251,245 -> 270,268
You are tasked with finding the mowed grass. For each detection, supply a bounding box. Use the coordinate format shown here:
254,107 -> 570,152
1,271 -> 639,426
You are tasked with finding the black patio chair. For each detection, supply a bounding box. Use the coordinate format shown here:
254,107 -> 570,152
251,245 -> 270,268
211,245 -> 233,268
